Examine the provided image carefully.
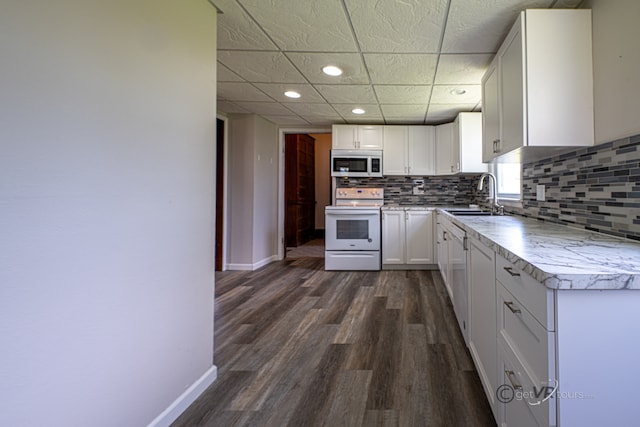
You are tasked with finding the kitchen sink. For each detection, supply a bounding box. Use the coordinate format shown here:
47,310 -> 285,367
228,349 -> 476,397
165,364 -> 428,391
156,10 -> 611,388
446,209 -> 494,216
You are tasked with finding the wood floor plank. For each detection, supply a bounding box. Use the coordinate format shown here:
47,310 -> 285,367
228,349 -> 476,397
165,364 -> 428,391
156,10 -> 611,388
285,343 -> 350,426
229,308 -> 323,411
332,286 -> 376,344
362,410 -> 399,426
322,370 -> 373,427
172,258 -> 496,427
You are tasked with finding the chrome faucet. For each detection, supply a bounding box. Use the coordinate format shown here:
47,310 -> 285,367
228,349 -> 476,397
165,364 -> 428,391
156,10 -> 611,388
478,172 -> 504,215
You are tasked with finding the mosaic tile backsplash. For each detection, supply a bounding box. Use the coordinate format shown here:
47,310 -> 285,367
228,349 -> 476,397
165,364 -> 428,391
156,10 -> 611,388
336,174 -> 486,206
510,134 -> 640,241
336,133 -> 640,241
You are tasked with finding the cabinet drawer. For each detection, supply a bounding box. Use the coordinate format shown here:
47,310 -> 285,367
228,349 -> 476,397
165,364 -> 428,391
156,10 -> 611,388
500,339 -> 556,427
498,282 -> 555,389
496,255 -> 554,330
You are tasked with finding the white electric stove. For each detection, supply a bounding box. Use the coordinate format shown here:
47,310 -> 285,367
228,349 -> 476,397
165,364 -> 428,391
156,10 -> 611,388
325,188 -> 384,271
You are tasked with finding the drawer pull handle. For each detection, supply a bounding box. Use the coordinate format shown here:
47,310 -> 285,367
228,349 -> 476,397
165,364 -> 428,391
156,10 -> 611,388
505,370 -> 523,391
504,266 -> 521,277
504,301 -> 522,314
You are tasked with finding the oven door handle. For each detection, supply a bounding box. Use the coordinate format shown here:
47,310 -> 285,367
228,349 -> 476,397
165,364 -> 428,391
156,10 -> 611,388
326,212 -> 379,217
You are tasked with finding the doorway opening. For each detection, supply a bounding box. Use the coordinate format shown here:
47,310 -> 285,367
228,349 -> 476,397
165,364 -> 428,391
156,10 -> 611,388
215,118 -> 225,271
281,131 -> 332,259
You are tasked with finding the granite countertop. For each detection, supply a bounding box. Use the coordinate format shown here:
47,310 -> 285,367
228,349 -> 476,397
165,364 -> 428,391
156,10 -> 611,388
382,204 -> 474,211
439,210 -> 640,290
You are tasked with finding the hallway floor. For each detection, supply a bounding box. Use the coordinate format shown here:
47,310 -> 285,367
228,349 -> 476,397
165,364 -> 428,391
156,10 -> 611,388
172,258 -> 496,427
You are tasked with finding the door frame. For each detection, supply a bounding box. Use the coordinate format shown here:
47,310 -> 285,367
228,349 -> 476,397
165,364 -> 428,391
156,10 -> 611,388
216,114 -> 230,271
277,127 -> 331,260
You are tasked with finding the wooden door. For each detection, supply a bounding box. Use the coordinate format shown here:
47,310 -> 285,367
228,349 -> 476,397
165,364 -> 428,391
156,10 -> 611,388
285,134 -> 315,248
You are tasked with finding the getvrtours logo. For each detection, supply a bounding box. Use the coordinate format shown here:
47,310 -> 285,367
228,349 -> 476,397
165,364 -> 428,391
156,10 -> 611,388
496,379 -> 593,406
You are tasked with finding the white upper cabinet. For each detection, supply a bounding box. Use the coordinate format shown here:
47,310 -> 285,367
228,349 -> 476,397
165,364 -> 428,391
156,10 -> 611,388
332,124 -> 384,150
382,126 -> 409,175
408,126 -> 435,176
435,123 -> 455,175
482,9 -> 594,163
383,126 -> 435,175
455,112 -> 487,173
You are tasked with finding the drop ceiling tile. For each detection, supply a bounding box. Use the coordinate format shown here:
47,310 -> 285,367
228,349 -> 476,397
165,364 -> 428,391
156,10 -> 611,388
441,0 -> 552,53
239,0 -> 357,51
380,104 -> 427,118
217,82 -> 273,102
262,115 -> 311,126
212,0 -> 278,50
298,115 -> 346,125
430,85 -> 481,104
426,103 -> 478,124
253,83 -> 325,103
344,0 -> 447,53
332,104 -> 383,122
374,85 -> 431,104
364,54 -> 437,84
315,85 -> 377,104
287,53 -> 369,84
234,102 -> 296,116
435,54 -> 494,84
217,100 -> 251,114
218,51 -> 306,83
282,103 -> 338,117
217,63 -> 244,82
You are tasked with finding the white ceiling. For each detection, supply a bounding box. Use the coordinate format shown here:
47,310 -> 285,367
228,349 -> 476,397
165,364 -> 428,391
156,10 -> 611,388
213,0 -> 582,126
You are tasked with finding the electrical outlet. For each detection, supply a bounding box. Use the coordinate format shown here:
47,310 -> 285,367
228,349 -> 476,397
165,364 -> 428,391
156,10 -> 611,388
536,184 -> 546,201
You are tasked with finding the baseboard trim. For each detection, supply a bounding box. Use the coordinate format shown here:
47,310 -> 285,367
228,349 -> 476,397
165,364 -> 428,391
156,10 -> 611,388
226,255 -> 278,271
147,364 -> 217,427
252,255 -> 278,270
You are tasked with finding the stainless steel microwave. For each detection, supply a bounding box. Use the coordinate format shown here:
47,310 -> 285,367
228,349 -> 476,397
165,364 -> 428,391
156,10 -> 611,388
330,150 -> 383,177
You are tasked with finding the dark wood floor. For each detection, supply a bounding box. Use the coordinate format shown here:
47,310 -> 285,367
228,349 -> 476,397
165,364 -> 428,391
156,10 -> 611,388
172,257 -> 496,427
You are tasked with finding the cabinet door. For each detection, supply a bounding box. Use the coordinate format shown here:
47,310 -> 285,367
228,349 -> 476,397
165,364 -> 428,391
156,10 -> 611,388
383,126 -> 408,175
482,62 -> 500,163
468,237 -> 498,418
332,125 -> 357,149
458,112 -> 487,173
406,210 -> 434,264
358,125 -> 384,149
436,219 -> 449,285
381,210 -> 405,264
435,123 -> 454,175
408,126 -> 435,175
499,21 -> 524,155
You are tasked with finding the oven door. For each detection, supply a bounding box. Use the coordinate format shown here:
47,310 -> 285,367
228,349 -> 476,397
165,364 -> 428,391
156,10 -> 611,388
325,208 -> 380,251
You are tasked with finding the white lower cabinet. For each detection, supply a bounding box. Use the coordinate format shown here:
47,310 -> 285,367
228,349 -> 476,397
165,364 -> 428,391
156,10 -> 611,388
497,281 -> 556,427
435,218 -> 448,284
467,237 -> 498,419
381,208 -> 434,268
453,222 -> 640,427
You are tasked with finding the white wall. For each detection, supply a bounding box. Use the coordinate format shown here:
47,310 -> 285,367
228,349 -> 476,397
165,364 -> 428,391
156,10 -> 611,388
253,117 -> 279,264
227,114 -> 278,269
228,115 -> 256,266
581,0 -> 640,143
311,134 -> 332,230
0,1 -> 217,426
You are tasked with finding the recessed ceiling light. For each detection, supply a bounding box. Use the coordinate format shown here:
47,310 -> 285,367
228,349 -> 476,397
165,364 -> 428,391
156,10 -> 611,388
352,108 -> 365,115
450,88 -> 467,95
322,65 -> 343,76
284,91 -> 301,98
